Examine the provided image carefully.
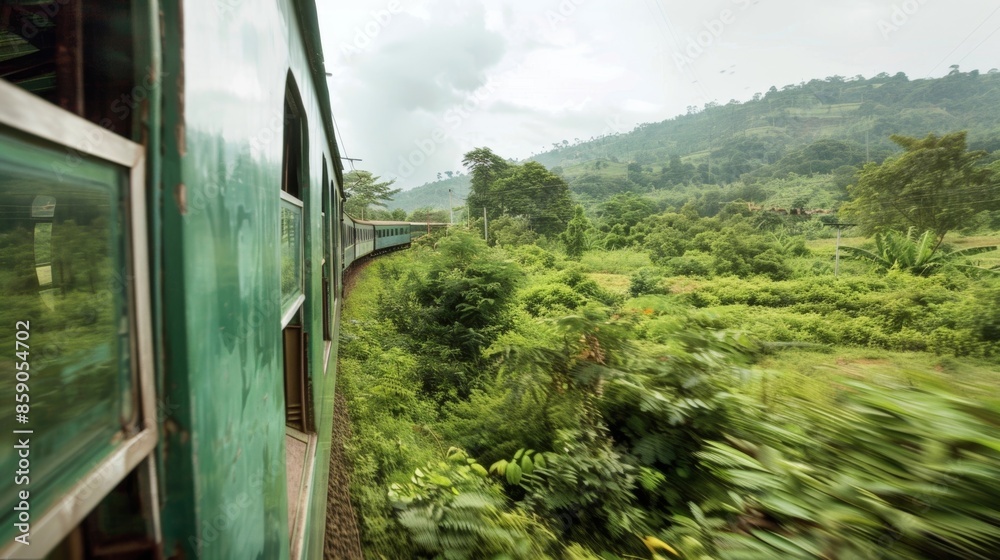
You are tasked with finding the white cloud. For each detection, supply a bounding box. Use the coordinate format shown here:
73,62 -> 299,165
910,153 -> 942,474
317,0 -> 1000,189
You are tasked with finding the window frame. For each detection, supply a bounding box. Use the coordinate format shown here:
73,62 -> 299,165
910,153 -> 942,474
0,79 -> 159,558
279,190 -> 306,325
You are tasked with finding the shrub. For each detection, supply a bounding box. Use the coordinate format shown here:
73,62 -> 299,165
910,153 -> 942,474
512,244 -> 557,270
662,251 -> 713,277
559,267 -> 621,306
629,267 -> 665,297
687,381 -> 1000,559
521,283 -> 587,316
389,448 -> 555,560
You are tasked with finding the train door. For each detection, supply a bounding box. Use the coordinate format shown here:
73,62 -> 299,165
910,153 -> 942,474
278,77 -> 316,545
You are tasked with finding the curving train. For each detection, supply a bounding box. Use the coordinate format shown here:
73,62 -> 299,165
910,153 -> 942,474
0,0 -> 429,558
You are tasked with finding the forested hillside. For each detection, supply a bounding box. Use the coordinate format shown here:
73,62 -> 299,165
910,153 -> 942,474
386,173 -> 470,214
388,69 -> 1000,215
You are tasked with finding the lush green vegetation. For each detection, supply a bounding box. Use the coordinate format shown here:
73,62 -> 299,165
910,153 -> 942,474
337,71 -> 1000,560
339,225 -> 1000,559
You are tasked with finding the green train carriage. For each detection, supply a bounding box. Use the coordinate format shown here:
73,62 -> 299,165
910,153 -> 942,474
0,1 -> 415,558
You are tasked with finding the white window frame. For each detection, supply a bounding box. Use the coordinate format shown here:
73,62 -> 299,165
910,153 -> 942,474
280,190 -> 306,329
0,79 -> 160,559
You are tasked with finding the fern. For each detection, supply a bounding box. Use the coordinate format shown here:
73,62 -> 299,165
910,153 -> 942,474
389,448 -> 556,559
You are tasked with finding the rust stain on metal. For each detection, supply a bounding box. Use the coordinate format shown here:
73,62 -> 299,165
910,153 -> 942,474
176,122 -> 186,156
175,183 -> 187,215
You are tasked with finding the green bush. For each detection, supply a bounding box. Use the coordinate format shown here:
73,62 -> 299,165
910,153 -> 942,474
521,283 -> 588,316
629,267 -> 666,297
559,267 -> 621,306
389,448 -> 555,560
662,251 -> 713,277
511,244 -> 557,270
683,381 -> 1000,559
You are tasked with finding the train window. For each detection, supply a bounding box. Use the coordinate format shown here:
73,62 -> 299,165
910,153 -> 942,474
279,77 -> 306,315
280,197 -> 303,307
321,160 -> 331,346
331,179 -> 340,304
0,80 -> 157,556
279,77 -> 311,436
0,1 -> 139,138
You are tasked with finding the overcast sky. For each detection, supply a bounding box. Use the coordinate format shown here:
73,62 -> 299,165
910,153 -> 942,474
315,0 -> 1000,190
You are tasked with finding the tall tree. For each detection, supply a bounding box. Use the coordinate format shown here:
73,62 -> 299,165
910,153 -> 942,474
462,148 -> 574,236
491,161 -> 574,236
560,206 -> 590,259
462,147 -> 510,221
840,132 -> 996,246
344,170 -> 401,218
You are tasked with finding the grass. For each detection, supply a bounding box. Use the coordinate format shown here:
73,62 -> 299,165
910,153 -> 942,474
587,273 -> 631,294
754,347 -> 1000,410
578,249 -> 651,274
560,160 -> 630,182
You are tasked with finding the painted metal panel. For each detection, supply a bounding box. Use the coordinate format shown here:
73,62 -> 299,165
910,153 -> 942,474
157,0 -> 347,557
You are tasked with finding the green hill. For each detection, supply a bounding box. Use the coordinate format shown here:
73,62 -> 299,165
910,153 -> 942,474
389,69 -> 1000,211
385,174 -> 470,214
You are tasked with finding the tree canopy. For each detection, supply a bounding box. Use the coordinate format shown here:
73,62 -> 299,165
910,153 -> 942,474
463,147 -> 510,221
840,131 -> 997,245
462,147 -> 574,236
344,170 -> 401,218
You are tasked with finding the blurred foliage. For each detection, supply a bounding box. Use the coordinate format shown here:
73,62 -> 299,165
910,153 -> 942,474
667,380 -> 1000,559
389,448 -> 555,560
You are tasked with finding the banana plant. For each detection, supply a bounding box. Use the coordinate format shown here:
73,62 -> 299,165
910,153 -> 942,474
841,228 -> 997,276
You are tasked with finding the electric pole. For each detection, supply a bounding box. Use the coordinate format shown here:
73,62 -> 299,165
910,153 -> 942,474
826,223 -> 856,278
483,207 -> 488,243
448,189 -> 454,225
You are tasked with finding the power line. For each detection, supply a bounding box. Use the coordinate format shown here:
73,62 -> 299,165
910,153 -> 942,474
925,5 -> 1000,76
957,20 -> 1000,66
644,0 -> 713,102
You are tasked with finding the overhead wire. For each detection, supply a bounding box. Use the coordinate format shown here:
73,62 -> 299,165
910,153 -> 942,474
957,19 -> 1000,66
643,0 -> 713,103
925,5 -> 1000,76
330,111 -> 357,172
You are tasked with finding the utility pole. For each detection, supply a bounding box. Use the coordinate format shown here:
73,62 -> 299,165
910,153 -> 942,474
835,226 -> 842,277
448,189 -> 454,225
826,223 -> 857,278
483,207 -> 488,243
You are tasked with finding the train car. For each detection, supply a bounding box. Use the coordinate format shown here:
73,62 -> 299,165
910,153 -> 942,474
343,214 -> 357,269
354,220 -> 408,256
0,1 -> 419,559
353,221 -> 375,261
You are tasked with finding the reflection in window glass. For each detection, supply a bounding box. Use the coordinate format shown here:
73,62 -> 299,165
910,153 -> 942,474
0,132 -> 132,536
280,199 -> 303,308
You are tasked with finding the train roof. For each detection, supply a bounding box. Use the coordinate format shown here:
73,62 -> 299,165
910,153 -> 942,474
354,219 -> 413,226
347,218 -> 451,226
293,0 -> 344,188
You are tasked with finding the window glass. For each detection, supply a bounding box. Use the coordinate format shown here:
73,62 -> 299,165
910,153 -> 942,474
280,199 -> 303,308
0,131 -> 132,534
